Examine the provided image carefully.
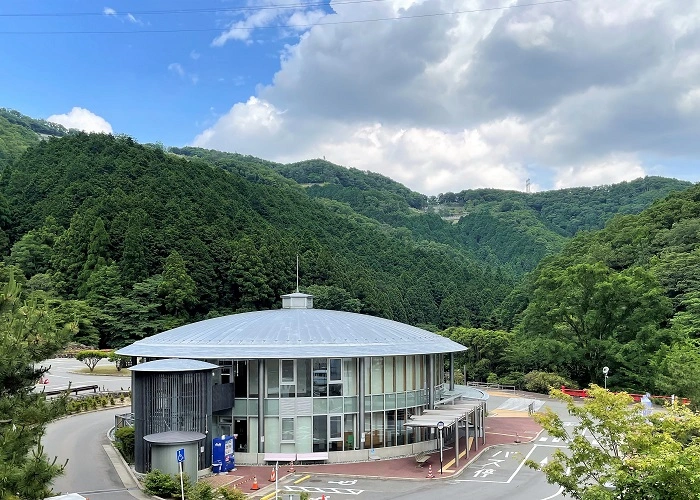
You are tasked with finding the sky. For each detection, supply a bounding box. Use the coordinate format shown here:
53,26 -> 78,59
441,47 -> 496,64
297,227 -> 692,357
1,0 -> 700,195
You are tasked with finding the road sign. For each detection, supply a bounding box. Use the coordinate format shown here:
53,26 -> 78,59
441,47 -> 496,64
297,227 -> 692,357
176,448 -> 185,463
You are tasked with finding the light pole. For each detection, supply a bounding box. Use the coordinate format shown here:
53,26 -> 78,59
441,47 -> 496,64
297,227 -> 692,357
603,366 -> 609,390
437,421 -> 444,475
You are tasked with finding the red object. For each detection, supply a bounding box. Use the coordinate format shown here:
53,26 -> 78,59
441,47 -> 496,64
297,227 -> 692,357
560,386 -> 690,405
287,461 -> 296,473
269,467 -> 276,482
250,476 -> 259,490
426,464 -> 435,479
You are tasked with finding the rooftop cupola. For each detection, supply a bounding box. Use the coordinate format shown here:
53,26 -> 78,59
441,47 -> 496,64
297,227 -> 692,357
281,292 -> 314,309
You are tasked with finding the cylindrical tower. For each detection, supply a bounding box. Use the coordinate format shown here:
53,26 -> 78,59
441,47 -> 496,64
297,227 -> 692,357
131,359 -> 217,473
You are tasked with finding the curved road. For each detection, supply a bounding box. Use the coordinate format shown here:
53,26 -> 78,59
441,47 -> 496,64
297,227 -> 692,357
43,407 -> 142,499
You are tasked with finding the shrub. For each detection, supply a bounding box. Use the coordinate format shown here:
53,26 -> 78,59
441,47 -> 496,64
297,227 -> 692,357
108,351 -> 132,371
499,371 -> 525,388
115,426 -> 135,464
216,486 -> 248,500
143,469 -> 180,498
523,371 -> 577,394
188,481 -> 214,500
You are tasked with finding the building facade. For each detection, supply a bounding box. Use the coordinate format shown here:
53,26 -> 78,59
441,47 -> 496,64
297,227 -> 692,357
117,292 -> 473,465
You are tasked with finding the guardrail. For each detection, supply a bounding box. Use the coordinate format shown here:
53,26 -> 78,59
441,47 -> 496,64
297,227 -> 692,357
466,381 -> 517,392
559,386 -> 690,405
41,385 -> 99,397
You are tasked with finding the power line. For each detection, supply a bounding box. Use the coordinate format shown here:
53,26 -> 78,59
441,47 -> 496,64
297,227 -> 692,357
0,0 -> 387,18
0,0 -> 574,35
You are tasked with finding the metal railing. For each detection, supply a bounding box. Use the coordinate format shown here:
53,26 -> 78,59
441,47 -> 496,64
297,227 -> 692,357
466,381 -> 517,392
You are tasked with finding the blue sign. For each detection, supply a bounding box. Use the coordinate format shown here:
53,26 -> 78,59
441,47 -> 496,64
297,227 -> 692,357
176,448 -> 185,463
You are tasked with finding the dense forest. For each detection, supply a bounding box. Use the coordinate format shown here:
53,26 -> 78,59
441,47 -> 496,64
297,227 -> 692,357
0,132 -> 512,349
1,107 -> 698,404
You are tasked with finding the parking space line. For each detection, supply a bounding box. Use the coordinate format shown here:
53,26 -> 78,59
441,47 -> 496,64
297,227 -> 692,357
294,474 -> 311,484
261,490 -> 279,500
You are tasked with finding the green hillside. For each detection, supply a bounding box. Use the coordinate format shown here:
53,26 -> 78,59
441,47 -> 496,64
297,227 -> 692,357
0,108 -> 70,170
441,178 -> 694,273
481,184 -> 700,399
0,133 -> 512,348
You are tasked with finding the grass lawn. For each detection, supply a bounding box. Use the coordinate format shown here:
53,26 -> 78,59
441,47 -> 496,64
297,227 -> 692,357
74,364 -> 131,376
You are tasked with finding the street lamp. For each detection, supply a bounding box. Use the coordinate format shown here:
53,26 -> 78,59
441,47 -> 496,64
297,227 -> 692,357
437,421 -> 445,475
603,366 -> 609,390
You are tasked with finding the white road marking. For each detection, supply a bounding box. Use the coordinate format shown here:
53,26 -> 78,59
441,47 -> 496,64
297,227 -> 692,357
285,486 -> 363,495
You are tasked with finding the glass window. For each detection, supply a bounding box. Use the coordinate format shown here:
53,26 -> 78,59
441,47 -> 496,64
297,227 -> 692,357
249,360 -> 259,398
280,384 -> 295,398
343,358 -> 356,396
297,359 -> 311,398
384,357 -> 394,393
281,418 -> 294,441
405,356 -> 414,391
281,360 -> 295,383
329,383 -> 342,397
267,360 -> 279,398
220,367 -> 231,385
330,415 -> 342,440
395,357 -> 405,392
313,415 -> 327,452
328,397 -> 343,414
371,357 -> 383,394
313,359 -> 328,397
313,398 -> 327,414
297,416 -> 312,453
265,416 -> 280,453
344,414 -> 355,451
344,396 -> 358,413
329,358 -> 342,381
264,399 -> 279,415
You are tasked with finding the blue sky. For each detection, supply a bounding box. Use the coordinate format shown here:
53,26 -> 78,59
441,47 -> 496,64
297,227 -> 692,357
2,0 -> 699,195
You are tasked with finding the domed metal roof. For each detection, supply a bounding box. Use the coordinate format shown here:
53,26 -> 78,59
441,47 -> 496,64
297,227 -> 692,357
116,307 -> 466,359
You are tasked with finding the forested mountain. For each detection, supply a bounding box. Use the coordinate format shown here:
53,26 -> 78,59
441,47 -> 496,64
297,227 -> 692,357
0,133 -> 512,348
446,178 -> 694,273
0,108 -> 70,171
173,147 -> 691,275
446,184 -> 700,402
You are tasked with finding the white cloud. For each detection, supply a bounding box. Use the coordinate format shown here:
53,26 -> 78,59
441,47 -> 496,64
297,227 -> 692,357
195,0 -> 700,194
168,63 -> 198,84
553,156 -> 647,189
190,50 -> 201,60
103,6 -> 142,25
168,63 -> 185,78
47,107 -> 113,134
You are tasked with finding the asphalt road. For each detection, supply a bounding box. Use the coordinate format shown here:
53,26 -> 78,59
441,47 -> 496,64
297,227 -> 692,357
279,435 -> 569,500
43,407 -> 138,499
37,357 -> 131,393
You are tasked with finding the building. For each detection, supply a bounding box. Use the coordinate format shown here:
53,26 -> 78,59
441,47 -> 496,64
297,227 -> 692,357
117,292 -> 484,467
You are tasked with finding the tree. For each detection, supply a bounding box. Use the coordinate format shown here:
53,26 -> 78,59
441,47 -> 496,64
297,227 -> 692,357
75,349 -> 109,372
519,262 -> 671,388
0,275 -> 76,500
528,385 -> 700,499
158,251 -> 196,316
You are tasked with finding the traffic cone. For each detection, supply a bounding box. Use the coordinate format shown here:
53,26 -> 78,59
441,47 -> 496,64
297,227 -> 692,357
288,461 -> 296,473
251,476 -> 260,490
269,467 -> 276,482
427,464 -> 435,478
